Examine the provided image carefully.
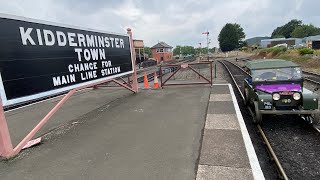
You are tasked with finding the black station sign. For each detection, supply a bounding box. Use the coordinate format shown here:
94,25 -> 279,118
0,14 -> 133,106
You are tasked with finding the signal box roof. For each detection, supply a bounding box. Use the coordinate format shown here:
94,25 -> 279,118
151,42 -> 173,49
245,59 -> 300,70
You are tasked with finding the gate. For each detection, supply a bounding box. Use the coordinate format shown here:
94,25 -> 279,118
159,62 -> 213,87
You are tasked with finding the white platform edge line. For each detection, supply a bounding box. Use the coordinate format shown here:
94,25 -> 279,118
228,84 -> 265,180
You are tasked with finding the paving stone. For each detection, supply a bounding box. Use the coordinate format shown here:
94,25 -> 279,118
209,94 -> 232,101
205,114 -> 240,130
196,165 -> 253,180
211,85 -> 229,94
207,101 -> 236,114
199,129 -> 251,168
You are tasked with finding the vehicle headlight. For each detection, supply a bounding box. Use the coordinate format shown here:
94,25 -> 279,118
272,93 -> 280,101
293,93 -> 301,100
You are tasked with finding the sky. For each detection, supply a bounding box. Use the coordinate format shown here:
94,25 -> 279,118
0,0 -> 319,48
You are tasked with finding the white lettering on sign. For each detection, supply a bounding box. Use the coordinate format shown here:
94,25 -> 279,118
74,48 -> 106,62
19,27 -> 36,45
43,29 -> 55,46
18,27 -> 126,48
36,29 -> 43,45
18,26 -> 128,88
52,74 -> 76,86
56,31 -> 67,46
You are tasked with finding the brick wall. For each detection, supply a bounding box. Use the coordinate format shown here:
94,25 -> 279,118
151,49 -> 173,63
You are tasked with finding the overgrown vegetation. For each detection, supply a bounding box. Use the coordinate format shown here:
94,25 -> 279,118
254,48 -> 320,73
260,46 -> 287,56
298,47 -> 314,55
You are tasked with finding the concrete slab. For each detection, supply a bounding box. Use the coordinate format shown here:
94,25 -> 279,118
212,79 -> 228,84
0,86 -> 211,180
5,88 -> 131,146
207,101 -> 236,114
210,85 -> 229,94
209,94 -> 232,101
205,114 -> 240,130
199,129 -> 251,169
196,165 -> 253,180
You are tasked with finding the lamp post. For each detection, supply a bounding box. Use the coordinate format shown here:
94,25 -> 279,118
199,43 -> 202,61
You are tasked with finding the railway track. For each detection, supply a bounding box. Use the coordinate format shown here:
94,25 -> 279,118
218,60 -> 289,180
220,59 -> 320,179
303,70 -> 320,85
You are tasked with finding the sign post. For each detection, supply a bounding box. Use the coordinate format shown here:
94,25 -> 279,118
0,99 -> 13,157
0,14 -> 138,158
127,28 -> 138,93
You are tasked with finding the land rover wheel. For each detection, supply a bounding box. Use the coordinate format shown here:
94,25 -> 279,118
253,101 -> 262,124
312,113 -> 320,125
244,88 -> 249,105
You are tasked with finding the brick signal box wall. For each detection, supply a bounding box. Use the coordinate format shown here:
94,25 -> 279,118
151,49 -> 173,63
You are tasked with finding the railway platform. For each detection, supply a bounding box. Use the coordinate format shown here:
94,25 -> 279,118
0,85 -> 210,180
196,83 -> 265,180
0,65 -> 265,179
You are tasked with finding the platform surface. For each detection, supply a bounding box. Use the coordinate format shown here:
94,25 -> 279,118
196,84 -> 265,180
0,86 -> 211,180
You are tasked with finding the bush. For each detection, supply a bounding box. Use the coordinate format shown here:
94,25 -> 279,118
298,47 -> 314,55
241,47 -> 248,51
270,46 -> 287,55
314,49 -> 320,55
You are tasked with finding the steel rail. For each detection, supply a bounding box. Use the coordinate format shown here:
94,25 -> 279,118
218,60 -> 289,180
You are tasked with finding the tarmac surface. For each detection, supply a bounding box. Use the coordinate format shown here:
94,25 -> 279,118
0,85 -> 211,180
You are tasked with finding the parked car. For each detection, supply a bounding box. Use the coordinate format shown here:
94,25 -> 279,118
243,59 -> 319,124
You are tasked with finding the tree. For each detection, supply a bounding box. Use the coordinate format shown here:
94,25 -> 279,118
195,47 -> 207,55
218,23 -> 245,52
271,19 -> 302,38
173,45 -> 196,56
233,23 -> 246,48
181,46 -> 195,55
291,24 -> 320,38
173,45 -> 182,56
144,47 -> 152,57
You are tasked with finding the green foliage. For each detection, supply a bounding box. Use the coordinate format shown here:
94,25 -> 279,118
173,45 -> 196,56
314,50 -> 320,55
233,23 -> 246,48
291,24 -> 320,38
272,34 -> 285,39
218,23 -> 246,52
173,45 -> 182,56
271,19 -> 302,38
261,46 -> 287,55
241,47 -> 248,51
195,47 -> 207,55
298,47 -> 314,55
181,46 -> 196,55
144,47 -> 152,57
209,47 -> 215,53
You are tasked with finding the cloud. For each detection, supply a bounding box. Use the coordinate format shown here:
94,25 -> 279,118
0,0 -> 319,48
